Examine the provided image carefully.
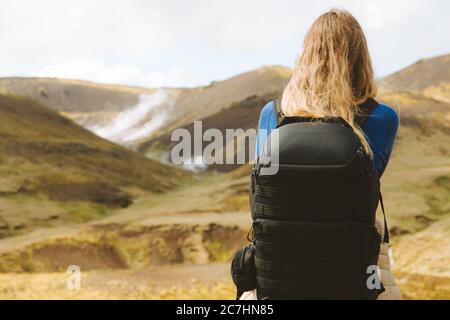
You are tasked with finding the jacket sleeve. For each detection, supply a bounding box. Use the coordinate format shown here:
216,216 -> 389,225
379,105 -> 399,176
255,101 -> 276,159
364,104 -> 399,177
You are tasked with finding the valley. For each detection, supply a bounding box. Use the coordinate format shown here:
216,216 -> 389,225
0,55 -> 449,300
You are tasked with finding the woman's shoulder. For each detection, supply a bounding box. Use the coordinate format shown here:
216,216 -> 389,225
258,101 -> 277,129
366,102 -> 400,130
261,101 -> 275,116
259,100 -> 399,131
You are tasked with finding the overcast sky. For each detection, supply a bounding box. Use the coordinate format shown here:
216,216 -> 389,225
0,0 -> 449,88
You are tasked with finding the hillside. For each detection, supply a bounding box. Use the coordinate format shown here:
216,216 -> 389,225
137,89 -> 450,171
1,57 -> 448,144
0,77 -> 154,112
381,54 -> 450,91
0,66 -> 292,144
163,65 -> 291,129
0,94 -> 189,238
381,54 -> 450,103
138,93 -> 278,169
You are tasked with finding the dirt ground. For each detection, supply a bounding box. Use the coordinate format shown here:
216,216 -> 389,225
0,262 -> 235,300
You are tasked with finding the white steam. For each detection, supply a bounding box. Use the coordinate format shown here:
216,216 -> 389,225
181,155 -> 208,172
90,90 -> 171,143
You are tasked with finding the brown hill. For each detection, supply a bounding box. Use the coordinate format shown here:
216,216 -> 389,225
138,90 -> 450,170
0,94 -> 190,238
381,54 -> 450,91
165,66 -> 291,128
0,66 -> 292,141
138,93 -> 278,170
381,54 -> 450,103
0,77 -> 153,112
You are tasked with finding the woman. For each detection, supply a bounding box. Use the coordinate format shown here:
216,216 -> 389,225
249,9 -> 400,300
257,9 -> 398,176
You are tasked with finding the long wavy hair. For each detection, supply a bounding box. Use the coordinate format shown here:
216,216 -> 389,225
281,9 -> 377,153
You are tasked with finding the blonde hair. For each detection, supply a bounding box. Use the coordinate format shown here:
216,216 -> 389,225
281,9 -> 377,154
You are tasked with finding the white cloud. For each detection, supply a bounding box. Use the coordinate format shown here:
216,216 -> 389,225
0,0 -> 449,87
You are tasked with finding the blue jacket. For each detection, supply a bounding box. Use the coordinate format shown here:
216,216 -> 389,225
256,101 -> 399,176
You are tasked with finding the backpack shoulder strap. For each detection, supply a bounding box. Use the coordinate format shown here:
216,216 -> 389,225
355,98 -> 378,128
379,192 -> 390,244
272,99 -> 284,126
275,98 -> 378,128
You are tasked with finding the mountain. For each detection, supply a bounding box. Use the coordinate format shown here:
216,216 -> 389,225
380,54 -> 450,103
0,77 -> 157,130
381,54 -> 450,91
163,65 -> 291,128
377,54 -> 450,132
1,58 -> 449,163
0,94 -> 189,238
379,90 -> 450,131
138,93 -> 278,171
0,77 -> 154,112
0,66 -> 292,141
137,57 -> 450,168
5,60 -> 448,166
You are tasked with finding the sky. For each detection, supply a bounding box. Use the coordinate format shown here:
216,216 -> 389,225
1,0 -> 449,88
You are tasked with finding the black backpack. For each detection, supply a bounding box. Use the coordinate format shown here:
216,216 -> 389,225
248,98 -> 389,300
